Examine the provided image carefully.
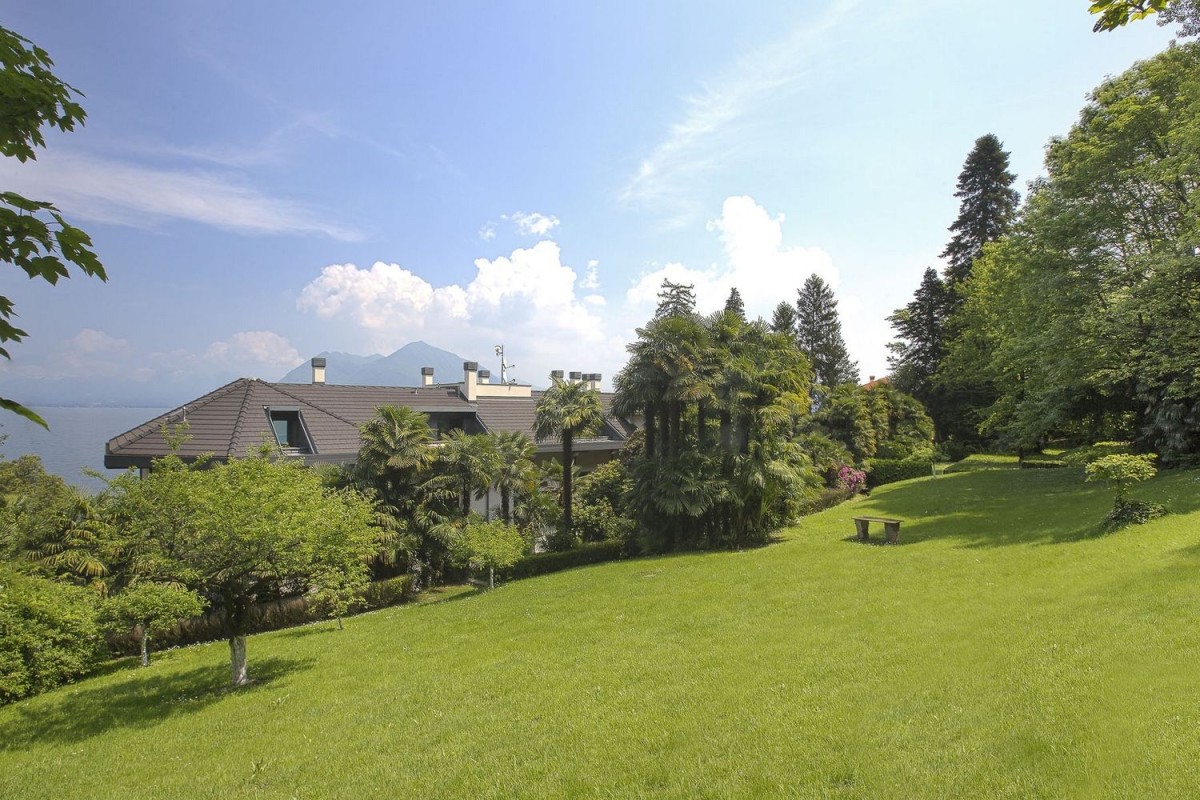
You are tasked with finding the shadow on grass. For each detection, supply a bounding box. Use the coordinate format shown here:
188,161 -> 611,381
854,469 -> 1111,548
0,655 -> 314,751
852,468 -> 1200,549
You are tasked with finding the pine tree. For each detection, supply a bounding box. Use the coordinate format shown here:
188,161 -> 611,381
941,134 -> 1019,290
770,301 -> 797,337
724,287 -> 746,319
796,274 -> 858,387
655,280 -> 697,319
887,268 -> 954,437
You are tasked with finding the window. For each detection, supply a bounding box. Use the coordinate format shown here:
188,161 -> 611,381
264,407 -> 313,454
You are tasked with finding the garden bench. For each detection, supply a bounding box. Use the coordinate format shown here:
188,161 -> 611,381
853,516 -> 902,544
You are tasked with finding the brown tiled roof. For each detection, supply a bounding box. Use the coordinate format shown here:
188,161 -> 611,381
105,379 -> 631,469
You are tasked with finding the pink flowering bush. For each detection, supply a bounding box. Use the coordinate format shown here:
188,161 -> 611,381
835,464 -> 866,494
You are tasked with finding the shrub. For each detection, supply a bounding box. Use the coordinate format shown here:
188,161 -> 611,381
505,541 -> 626,581
1,566 -> 104,704
834,464 -> 866,494
362,576 -> 413,609
1103,500 -> 1166,532
865,457 -> 933,488
796,487 -> 854,516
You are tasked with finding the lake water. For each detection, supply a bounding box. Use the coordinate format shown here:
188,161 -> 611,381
0,407 -> 170,493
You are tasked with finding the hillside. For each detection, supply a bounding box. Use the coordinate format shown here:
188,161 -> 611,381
2,466 -> 1198,798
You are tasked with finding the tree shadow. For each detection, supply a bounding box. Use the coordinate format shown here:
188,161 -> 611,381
853,468 -> 1200,549
0,656 -> 313,751
853,470 -> 1109,548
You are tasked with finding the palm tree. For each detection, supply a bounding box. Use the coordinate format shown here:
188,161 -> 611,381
492,431 -> 537,525
356,405 -> 435,509
534,375 -> 604,546
438,429 -> 501,516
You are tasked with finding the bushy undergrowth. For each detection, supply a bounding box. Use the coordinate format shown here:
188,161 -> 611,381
0,567 -> 104,704
1102,499 -> 1167,531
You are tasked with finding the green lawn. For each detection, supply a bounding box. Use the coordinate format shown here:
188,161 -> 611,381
3,467 -> 1200,798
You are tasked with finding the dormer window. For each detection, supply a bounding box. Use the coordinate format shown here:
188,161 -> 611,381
265,407 -> 313,455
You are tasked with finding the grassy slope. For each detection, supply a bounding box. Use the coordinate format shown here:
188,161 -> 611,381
3,466 -> 1199,799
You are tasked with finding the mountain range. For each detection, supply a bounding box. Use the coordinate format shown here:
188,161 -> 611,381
277,341 -> 488,387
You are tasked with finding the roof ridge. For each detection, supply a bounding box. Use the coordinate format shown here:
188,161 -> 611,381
106,378 -> 253,453
262,381 -> 361,428
227,380 -> 257,459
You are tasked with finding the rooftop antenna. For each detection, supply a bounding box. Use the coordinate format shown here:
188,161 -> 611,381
495,344 -> 516,384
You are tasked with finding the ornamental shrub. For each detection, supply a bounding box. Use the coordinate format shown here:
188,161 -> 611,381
1063,441 -> 1132,469
1,566 -> 104,704
834,464 -> 866,494
865,457 -> 933,488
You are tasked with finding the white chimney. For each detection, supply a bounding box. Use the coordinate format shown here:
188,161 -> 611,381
463,361 -> 478,401
588,373 -> 602,391
569,371 -> 582,384
311,357 -> 326,385
551,369 -> 564,382
421,366 -> 434,387
478,369 -> 491,385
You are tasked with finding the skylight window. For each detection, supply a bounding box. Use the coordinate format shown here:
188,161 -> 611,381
265,407 -> 313,455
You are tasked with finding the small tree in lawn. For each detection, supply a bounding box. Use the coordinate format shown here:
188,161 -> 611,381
1085,453 -> 1164,529
109,453 -> 376,687
455,519 -> 527,589
101,582 -> 205,667
311,567 -> 368,630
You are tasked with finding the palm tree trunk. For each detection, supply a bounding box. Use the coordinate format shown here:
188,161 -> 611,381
501,487 -> 511,524
562,429 -> 574,541
645,405 -> 657,459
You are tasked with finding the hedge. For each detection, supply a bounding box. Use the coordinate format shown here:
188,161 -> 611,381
505,541 -> 626,581
865,457 -> 934,488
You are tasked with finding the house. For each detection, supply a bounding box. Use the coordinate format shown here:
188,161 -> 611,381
105,359 -> 636,476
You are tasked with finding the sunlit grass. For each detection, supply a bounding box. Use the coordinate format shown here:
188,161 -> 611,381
2,467 -> 1199,798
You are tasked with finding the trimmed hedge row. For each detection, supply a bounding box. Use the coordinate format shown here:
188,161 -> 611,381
505,541 -> 626,581
866,457 -> 934,488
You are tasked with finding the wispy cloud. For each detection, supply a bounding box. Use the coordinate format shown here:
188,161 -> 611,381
619,1 -> 860,225
0,149 -> 362,241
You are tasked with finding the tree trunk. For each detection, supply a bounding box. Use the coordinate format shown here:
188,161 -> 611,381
489,565 -> 495,590
230,635 -> 249,686
644,406 -> 657,459
562,429 -> 574,541
501,488 -> 511,524
139,626 -> 150,667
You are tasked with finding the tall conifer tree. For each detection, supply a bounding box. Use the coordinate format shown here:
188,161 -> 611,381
941,134 -> 1019,290
796,274 -> 858,388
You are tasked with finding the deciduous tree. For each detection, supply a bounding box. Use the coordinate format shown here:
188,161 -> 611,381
0,27 -> 105,427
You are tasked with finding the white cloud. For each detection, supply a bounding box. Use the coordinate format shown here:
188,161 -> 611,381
504,211 -> 560,237
478,223 -> 497,241
204,331 -> 301,368
64,328 -> 128,355
627,195 -> 837,318
0,150 -> 361,241
581,259 -> 601,290
619,1 -> 860,224
298,241 -> 619,385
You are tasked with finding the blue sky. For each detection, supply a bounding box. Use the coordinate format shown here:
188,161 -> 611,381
0,1 -> 1178,405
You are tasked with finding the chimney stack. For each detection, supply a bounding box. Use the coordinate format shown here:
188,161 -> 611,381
569,371 -> 582,383
550,369 -> 564,382
311,357 -> 326,385
463,361 -> 478,401
588,373 -> 602,391
478,369 -> 490,384
421,366 -> 434,387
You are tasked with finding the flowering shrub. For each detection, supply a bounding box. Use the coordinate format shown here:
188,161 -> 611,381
835,465 -> 866,494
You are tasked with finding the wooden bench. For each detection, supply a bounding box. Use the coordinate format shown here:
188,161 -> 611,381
853,516 -> 902,544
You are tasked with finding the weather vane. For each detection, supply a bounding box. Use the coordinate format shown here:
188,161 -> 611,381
494,345 -> 516,384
